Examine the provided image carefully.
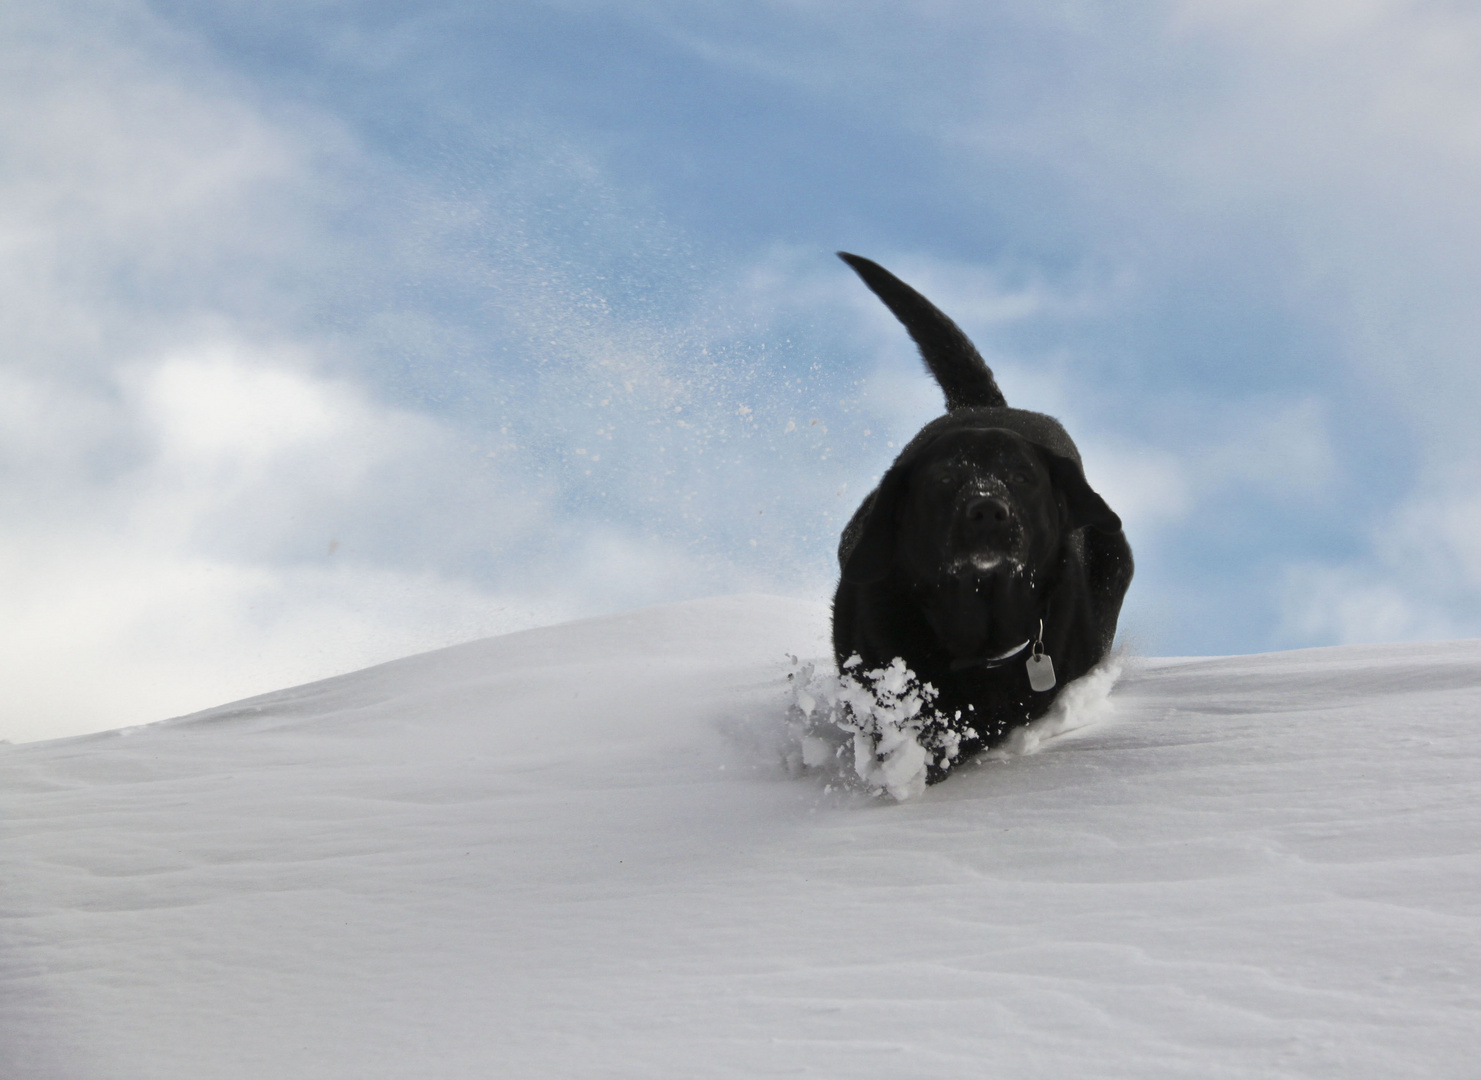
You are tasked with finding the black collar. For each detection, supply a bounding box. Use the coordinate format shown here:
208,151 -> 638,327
947,603 -> 1050,673
949,637 -> 1032,672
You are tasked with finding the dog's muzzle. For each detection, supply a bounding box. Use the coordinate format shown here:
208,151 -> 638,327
950,487 -> 1023,569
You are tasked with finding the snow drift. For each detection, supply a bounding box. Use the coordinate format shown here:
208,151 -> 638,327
3,595 -> 1481,1078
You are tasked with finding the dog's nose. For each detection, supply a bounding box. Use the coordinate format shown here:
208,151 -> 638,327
965,495 -> 1011,526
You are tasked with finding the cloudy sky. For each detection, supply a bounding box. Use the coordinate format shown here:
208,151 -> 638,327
5,0 -> 1481,740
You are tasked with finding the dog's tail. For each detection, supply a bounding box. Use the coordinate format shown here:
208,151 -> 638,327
838,252 -> 1007,411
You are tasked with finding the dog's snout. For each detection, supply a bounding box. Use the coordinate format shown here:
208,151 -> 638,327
965,495 -> 1010,526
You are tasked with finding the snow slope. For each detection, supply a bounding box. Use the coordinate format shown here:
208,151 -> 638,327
4,595 -> 1481,1079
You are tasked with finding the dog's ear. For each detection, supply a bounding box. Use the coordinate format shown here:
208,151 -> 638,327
839,465 -> 911,583
1043,450 -> 1122,533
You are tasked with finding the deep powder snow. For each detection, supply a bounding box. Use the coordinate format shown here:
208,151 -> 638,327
3,595 -> 1481,1079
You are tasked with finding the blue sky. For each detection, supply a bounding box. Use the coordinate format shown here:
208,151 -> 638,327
5,0 -> 1481,739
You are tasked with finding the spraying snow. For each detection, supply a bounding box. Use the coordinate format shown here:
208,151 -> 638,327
782,651 -> 1123,800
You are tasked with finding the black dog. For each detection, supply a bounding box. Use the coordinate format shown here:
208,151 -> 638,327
832,253 -> 1133,781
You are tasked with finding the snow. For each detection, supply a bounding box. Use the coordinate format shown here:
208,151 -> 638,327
784,652 -> 1121,801
4,594 -> 1481,1078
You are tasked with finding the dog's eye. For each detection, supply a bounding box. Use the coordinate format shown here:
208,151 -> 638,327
940,474 -> 954,487
1012,472 -> 1029,485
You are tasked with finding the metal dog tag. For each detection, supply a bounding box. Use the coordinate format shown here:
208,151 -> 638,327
1026,652 -> 1056,692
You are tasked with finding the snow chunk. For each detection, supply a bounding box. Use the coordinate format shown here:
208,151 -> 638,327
783,656 -> 956,801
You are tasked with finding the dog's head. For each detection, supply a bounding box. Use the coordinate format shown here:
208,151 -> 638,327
841,426 -> 1121,654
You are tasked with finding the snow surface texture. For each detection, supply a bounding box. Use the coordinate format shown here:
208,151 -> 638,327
4,594 -> 1481,1078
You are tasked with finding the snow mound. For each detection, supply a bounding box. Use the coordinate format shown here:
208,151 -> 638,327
4,596 -> 1481,1079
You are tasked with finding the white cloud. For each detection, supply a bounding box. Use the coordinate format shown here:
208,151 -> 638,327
140,350 -> 347,465
1151,2 -> 1481,434
0,336 -> 551,742
0,540 -> 560,743
1202,399 -> 1335,497
1279,480 -> 1481,646
1279,565 -> 1451,646
0,5 -> 532,741
1079,442 -> 1192,532
0,4 -> 341,367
